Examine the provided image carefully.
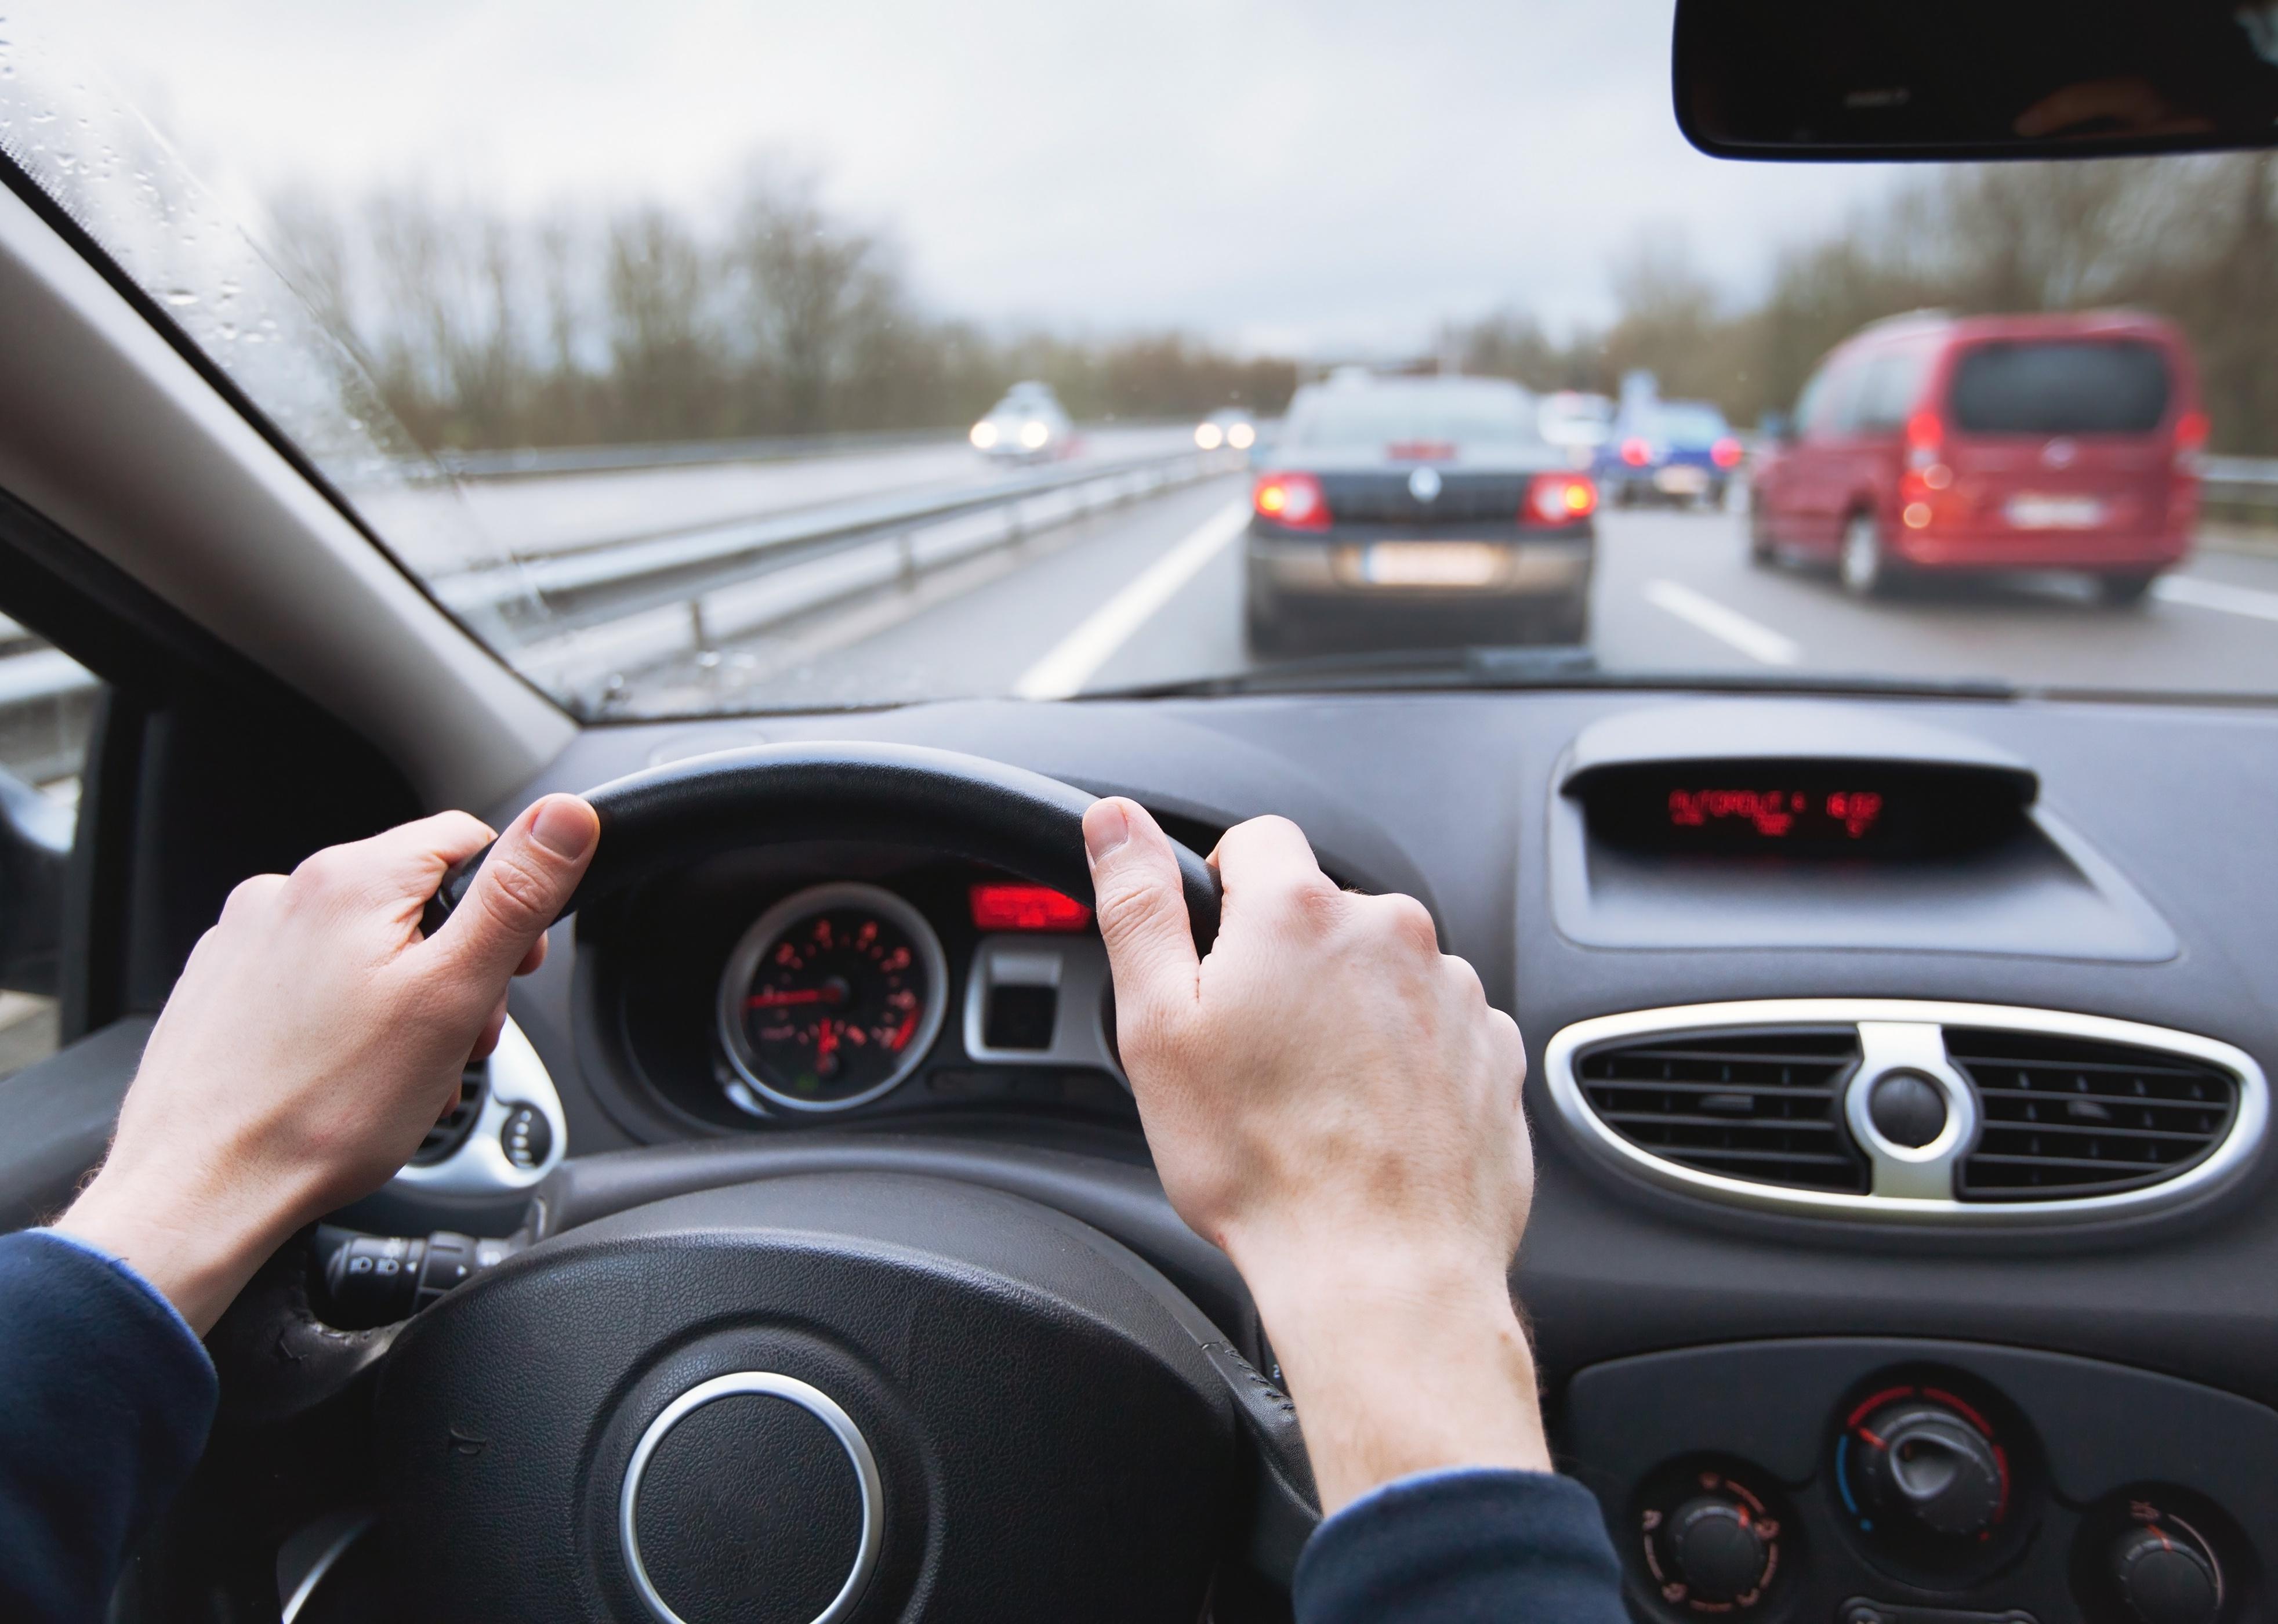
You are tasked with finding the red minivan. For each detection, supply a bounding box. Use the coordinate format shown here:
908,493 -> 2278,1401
1749,309 -> 2206,602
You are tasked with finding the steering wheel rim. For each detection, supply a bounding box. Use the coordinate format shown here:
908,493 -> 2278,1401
422,741 -> 1223,949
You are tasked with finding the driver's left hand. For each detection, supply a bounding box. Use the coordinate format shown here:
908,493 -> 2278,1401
56,795 -> 598,1335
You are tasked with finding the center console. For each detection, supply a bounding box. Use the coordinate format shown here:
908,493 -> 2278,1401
1569,1340 -> 2273,1624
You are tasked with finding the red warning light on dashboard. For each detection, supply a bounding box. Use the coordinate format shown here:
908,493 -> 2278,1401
970,882 -> 1094,932
1667,788 -> 1884,840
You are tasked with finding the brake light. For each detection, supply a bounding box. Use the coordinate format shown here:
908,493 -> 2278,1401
1525,473 -> 1597,524
1253,472 -> 1328,530
1619,437 -> 1652,467
1710,437 -> 1743,469
971,883 -> 1093,933
1905,409 -> 1943,471
2176,409 -> 2209,451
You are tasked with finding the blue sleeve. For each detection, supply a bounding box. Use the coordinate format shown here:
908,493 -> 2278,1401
0,1230 -> 217,1624
1294,1467 -> 1627,1624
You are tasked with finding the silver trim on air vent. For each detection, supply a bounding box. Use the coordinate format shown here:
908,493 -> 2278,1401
1544,1000 -> 2267,1225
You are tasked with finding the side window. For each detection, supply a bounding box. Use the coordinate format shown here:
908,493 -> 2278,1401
0,615 -> 100,1080
1801,358 -> 1862,437
1853,349 -> 1933,434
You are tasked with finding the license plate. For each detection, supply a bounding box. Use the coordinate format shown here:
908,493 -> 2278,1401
1655,465 -> 1709,494
2005,494 -> 2106,530
1361,541 -> 1506,587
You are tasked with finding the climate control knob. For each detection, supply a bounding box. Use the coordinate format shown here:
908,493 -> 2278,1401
1639,1467 -> 1787,1615
1853,1398 -> 2006,1537
2109,1527 -> 2221,1624
1667,1495 -> 1771,1601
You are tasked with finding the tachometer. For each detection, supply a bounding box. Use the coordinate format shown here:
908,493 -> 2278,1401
716,882 -> 949,1112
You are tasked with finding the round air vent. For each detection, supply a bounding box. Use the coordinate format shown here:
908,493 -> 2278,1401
1546,1001 -> 2266,1224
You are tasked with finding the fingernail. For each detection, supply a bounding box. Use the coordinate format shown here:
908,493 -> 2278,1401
531,796 -> 597,860
1084,800 -> 1130,864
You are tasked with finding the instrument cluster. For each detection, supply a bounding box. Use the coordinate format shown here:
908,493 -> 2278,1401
583,850 -> 1136,1136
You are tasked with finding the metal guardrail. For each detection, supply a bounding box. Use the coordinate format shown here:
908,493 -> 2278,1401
425,418 -> 1200,481
449,444 -> 1245,703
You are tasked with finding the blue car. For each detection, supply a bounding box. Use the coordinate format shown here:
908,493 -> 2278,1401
1597,399 -> 1744,507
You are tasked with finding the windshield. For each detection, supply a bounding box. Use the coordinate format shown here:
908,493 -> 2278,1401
1286,385 -> 1540,452
1653,405 -> 1730,447
4,4 -> 2276,711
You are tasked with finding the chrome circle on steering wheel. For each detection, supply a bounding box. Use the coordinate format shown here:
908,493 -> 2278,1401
716,882 -> 949,1113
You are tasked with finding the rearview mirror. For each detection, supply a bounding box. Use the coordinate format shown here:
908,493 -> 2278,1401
1674,0 -> 2278,161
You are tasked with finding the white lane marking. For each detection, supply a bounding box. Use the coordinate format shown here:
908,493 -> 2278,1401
2153,574 -> 2278,624
1013,500 -> 1250,699
1643,578 -> 1802,666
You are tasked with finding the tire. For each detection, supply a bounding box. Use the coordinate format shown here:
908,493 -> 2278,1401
2096,571 -> 2158,607
1537,593 -> 1590,646
1838,510 -> 1897,599
1244,590 -> 1289,655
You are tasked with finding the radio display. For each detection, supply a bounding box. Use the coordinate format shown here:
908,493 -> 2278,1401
1574,760 -> 2032,858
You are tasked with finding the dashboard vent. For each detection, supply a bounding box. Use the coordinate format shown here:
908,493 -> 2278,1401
1949,1028 -> 2239,1201
412,1061 -> 488,1167
1574,1028 -> 1865,1193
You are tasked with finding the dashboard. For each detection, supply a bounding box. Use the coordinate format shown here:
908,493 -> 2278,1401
365,686 -> 2278,1624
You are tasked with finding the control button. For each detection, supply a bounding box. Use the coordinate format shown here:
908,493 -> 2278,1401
500,1105 -> 552,1170
1667,1496 -> 1769,1601
1852,1399 -> 2006,1536
1869,1072 -> 1948,1148
2110,1528 -> 2220,1624
1637,1465 -> 1787,1616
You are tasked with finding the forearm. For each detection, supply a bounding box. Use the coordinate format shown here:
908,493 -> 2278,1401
58,1154 -> 312,1337
1236,1243 -> 1551,1514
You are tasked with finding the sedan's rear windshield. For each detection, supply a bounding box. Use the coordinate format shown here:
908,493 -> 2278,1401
1654,404 -> 1729,446
1287,387 -> 1542,450
1947,340 -> 2173,435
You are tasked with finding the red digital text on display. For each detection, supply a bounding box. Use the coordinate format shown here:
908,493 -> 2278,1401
1666,788 -> 1885,839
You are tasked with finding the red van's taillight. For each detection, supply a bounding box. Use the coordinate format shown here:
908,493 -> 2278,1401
2176,409 -> 2210,452
1525,474 -> 1597,525
1253,472 -> 1329,531
1904,410 -> 1944,471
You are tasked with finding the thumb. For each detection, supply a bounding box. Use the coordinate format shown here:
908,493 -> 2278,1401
1085,798 -> 1200,1024
432,793 -> 600,987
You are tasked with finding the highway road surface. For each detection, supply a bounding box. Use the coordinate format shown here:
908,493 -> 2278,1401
590,473 -> 2278,715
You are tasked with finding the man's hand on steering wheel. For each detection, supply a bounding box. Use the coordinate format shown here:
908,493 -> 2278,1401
56,795 -> 599,1335
1084,795 -> 1551,1514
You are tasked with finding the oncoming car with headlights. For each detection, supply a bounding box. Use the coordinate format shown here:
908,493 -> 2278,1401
1243,376 -> 1597,652
968,380 -> 1073,461
1195,409 -> 1258,454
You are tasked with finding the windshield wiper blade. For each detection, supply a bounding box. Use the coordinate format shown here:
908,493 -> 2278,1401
1086,644 -> 1598,699
1082,648 -> 2021,702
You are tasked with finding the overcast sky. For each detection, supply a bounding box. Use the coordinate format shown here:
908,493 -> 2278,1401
73,0 -> 1902,357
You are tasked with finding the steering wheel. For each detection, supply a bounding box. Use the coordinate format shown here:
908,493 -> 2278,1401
209,743 -> 1315,1624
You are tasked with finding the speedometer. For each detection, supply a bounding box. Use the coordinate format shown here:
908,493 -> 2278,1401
716,882 -> 949,1112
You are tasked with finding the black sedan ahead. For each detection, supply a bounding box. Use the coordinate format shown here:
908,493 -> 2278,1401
1243,375 -> 1597,652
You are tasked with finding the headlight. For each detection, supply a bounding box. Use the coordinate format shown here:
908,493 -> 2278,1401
1019,420 -> 1050,450
970,421 -> 999,449
1227,422 -> 1256,449
1195,422 -> 1224,450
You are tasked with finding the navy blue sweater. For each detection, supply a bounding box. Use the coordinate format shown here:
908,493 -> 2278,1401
0,1227 -> 1623,1622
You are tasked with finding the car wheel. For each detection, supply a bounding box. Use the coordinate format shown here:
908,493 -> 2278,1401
1244,592 -> 1289,655
1540,593 -> 1590,646
1838,511 -> 1896,598
2097,571 -> 2159,607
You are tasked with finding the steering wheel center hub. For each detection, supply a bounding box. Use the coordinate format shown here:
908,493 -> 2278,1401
622,1373 -> 883,1624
